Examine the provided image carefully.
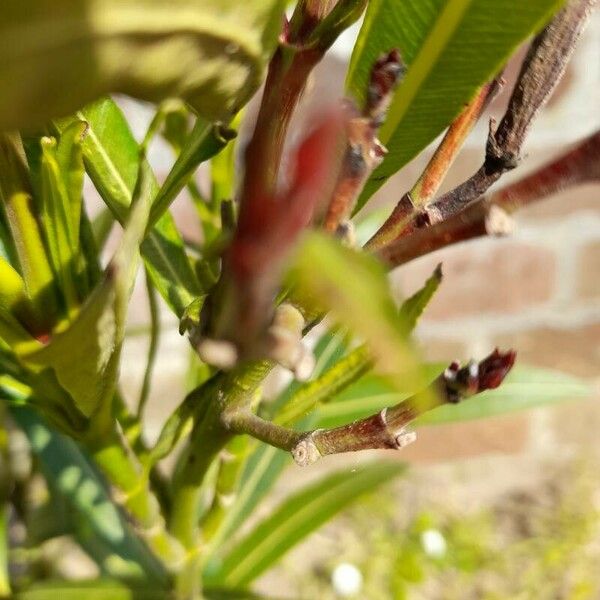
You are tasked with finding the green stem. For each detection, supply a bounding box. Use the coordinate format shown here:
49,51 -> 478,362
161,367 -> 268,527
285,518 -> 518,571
85,425 -> 184,572
170,406 -> 231,599
200,436 -> 248,545
169,361 -> 272,597
0,504 -> 10,599
137,269 -> 160,418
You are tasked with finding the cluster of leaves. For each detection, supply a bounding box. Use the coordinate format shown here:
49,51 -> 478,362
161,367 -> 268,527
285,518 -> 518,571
0,0 -> 594,598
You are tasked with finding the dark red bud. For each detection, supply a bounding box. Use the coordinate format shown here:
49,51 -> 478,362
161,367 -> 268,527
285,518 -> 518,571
477,349 -> 516,390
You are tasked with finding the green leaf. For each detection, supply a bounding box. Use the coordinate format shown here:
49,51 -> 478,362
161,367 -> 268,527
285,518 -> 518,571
14,579 -> 166,600
147,392 -> 199,466
205,462 -> 406,586
10,407 -> 168,586
0,257 -> 35,347
149,119 -> 236,228
417,365 -> 591,425
292,232 -> 427,392
347,0 -> 564,209
205,329 -> 349,558
19,161 -> 153,418
276,344 -> 373,426
0,133 -> 58,329
38,124 -> 87,312
0,0 -> 286,130
399,264 -> 442,332
314,365 -> 590,429
57,98 -> 201,317
314,367 -> 441,429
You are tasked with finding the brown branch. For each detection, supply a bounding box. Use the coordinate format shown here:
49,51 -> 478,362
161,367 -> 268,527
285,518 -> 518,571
366,79 -> 501,250
424,0 -> 595,222
323,50 -> 404,234
205,1 -> 368,358
224,350 -> 515,465
241,1 -> 367,206
376,129 -> 600,267
209,114 -> 344,353
368,0 -> 595,253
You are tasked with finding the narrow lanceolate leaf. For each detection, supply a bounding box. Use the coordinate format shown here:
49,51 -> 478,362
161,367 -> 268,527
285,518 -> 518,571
11,407 -> 168,586
314,366 -> 443,429
205,462 -> 405,587
39,124 -> 87,312
149,119 -> 236,228
292,232 -> 428,393
315,364 -> 589,429
0,257 -> 36,346
56,98 -> 201,317
0,133 -> 58,330
347,0 -> 565,209
19,161 -> 153,418
276,344 -> 373,426
416,365 -> 591,425
0,0 -> 286,130
14,579 -> 167,600
399,264 -> 442,332
279,264 -> 444,425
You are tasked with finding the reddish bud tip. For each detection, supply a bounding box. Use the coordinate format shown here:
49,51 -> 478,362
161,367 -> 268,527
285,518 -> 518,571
366,48 -> 405,117
477,348 -> 516,390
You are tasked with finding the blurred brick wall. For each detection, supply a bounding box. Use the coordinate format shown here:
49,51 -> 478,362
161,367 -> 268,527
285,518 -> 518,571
117,13 -> 599,461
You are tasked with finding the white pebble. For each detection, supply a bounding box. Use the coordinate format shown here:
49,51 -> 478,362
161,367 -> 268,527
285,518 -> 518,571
420,528 -> 447,558
332,562 -> 363,597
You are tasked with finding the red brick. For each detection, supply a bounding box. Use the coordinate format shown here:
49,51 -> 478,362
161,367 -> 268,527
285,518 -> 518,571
576,241 -> 600,301
392,241 -> 557,321
495,324 -> 600,379
397,413 -> 529,463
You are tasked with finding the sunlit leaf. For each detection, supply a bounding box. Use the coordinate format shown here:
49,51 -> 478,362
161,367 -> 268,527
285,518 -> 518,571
0,257 -> 35,347
56,98 -> 201,317
347,0 -> 564,209
399,264 -> 442,332
38,123 -> 87,312
149,119 -> 236,228
19,161 -> 153,417
291,232 -> 427,392
0,133 -> 58,329
417,365 -> 592,425
205,462 -> 406,586
11,406 -> 168,585
314,365 -> 590,429
0,0 -> 286,130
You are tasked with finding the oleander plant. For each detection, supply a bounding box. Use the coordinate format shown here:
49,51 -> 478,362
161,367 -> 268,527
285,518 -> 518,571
0,0 -> 598,598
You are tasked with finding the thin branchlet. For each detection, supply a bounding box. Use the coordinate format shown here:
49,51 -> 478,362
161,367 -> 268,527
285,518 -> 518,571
366,79 -> 502,250
426,0 -> 596,222
323,49 -> 405,234
368,0 -> 595,253
222,351 -> 516,466
376,129 -> 600,267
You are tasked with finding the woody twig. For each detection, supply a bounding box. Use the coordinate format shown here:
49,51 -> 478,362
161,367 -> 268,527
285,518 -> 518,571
366,79 -> 501,251
368,0 -> 596,253
222,349 -> 516,466
376,129 -> 600,267
322,50 -> 405,235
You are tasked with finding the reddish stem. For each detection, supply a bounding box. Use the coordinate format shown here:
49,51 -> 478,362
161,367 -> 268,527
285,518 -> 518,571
376,129 -> 600,268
